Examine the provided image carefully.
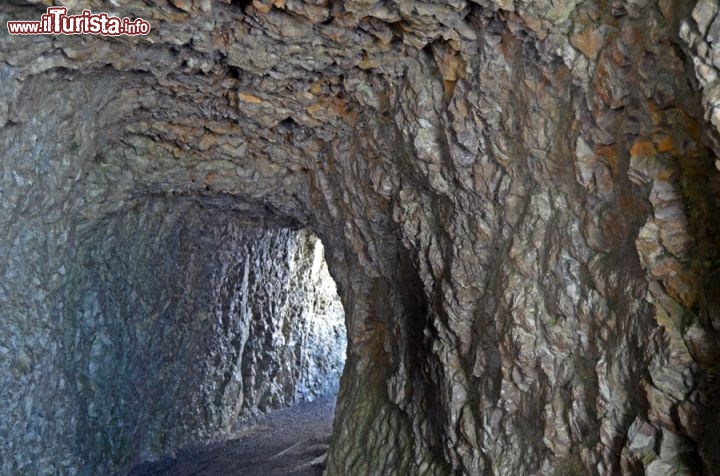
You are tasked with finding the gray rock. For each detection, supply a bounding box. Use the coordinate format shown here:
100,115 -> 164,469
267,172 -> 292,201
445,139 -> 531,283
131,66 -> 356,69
0,0 -> 719,475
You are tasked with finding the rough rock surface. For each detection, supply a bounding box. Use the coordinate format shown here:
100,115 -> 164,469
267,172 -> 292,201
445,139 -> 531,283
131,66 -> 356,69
1,190 -> 346,474
1,0 -> 720,475
69,199 -> 347,474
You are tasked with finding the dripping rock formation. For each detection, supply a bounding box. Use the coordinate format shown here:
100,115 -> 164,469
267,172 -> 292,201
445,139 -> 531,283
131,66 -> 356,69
1,0 -> 720,474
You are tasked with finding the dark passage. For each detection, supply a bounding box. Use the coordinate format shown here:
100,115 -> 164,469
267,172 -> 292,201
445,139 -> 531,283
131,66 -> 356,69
4,1 -> 720,475
61,198 -> 347,474
128,393 -> 337,476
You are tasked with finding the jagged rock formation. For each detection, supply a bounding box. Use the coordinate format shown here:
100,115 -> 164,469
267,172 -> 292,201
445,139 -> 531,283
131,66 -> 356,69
1,0 -> 719,474
1,188 -> 346,474
69,200 -> 346,473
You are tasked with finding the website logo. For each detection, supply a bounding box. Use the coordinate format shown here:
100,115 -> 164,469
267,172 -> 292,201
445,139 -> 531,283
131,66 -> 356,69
7,7 -> 151,36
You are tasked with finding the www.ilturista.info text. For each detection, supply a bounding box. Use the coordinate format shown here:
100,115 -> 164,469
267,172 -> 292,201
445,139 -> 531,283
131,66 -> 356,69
7,7 -> 151,36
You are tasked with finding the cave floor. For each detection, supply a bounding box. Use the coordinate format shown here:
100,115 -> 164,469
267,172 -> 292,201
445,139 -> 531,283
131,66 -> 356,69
126,394 -> 337,476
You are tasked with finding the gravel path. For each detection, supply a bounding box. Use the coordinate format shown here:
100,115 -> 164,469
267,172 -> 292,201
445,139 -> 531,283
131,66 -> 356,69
127,394 -> 337,476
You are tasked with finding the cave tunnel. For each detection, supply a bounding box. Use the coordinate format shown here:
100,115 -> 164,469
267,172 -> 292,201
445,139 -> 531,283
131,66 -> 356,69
2,0 -> 720,475
72,195 -> 348,476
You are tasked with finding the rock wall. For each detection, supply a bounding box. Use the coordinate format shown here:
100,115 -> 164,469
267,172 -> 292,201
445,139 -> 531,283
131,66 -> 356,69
1,127 -> 347,474
1,0 -> 719,475
65,199 -> 346,474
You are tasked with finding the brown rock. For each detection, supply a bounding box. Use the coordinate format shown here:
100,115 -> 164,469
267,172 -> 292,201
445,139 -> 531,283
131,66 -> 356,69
570,26 -> 605,60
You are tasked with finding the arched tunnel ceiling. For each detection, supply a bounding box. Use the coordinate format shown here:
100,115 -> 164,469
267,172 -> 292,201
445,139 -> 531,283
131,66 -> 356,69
2,0 -> 720,474
2,0 -> 623,226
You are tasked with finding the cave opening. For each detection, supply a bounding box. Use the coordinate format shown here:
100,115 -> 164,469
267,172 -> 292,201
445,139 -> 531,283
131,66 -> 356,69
67,196 -> 347,475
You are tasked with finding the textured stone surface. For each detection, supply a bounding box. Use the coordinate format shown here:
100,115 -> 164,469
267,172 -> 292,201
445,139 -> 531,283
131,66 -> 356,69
65,199 -> 346,473
1,0 -> 720,474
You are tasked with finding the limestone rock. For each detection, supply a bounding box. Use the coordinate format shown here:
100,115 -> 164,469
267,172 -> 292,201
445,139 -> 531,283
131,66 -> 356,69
0,0 -> 719,474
